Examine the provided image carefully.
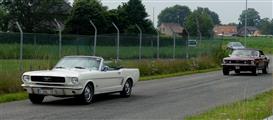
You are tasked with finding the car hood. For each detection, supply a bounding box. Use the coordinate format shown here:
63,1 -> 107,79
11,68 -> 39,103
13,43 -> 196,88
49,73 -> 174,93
23,69 -> 96,77
224,56 -> 257,61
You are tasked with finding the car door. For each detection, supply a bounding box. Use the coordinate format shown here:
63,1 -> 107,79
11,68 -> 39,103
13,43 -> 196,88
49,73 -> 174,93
94,68 -> 123,93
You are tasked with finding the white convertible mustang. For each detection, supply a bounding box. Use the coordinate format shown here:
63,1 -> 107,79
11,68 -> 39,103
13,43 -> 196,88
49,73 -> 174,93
21,56 -> 140,104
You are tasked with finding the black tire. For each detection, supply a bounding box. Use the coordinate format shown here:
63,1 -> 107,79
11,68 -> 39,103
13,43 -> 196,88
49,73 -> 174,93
252,68 -> 257,76
223,68 -> 229,75
29,94 -> 44,104
120,80 -> 132,97
262,66 -> 268,74
78,84 -> 94,104
235,70 -> 240,74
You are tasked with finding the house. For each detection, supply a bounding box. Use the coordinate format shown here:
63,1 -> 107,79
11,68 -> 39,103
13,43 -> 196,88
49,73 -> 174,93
159,23 -> 184,36
253,30 -> 262,37
237,26 -> 260,36
213,25 -> 237,36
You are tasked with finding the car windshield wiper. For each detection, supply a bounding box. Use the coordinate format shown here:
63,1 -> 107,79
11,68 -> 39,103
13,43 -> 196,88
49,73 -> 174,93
55,66 -> 66,69
74,66 -> 87,69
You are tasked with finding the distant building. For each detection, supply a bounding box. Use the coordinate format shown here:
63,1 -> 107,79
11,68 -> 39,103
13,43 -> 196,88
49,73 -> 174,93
213,25 -> 237,36
237,26 -> 260,36
159,23 -> 184,36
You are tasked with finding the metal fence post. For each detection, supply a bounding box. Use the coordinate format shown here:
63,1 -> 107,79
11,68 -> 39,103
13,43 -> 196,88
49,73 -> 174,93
156,29 -> 160,59
112,22 -> 120,61
90,20 -> 97,56
184,27 -> 190,60
136,24 -> 142,60
16,22 -> 23,73
173,31 -> 176,59
54,19 -> 62,58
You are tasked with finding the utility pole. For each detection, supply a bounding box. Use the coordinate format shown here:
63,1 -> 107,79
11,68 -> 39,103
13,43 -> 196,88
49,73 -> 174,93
244,0 -> 248,47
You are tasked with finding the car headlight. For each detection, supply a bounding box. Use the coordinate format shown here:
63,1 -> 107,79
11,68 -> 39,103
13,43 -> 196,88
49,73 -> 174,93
223,60 -> 229,64
251,60 -> 255,65
22,75 -> 31,83
71,77 -> 79,85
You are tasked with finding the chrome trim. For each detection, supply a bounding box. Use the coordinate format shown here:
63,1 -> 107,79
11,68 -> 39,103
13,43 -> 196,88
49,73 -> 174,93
22,84 -> 82,90
222,64 -> 256,66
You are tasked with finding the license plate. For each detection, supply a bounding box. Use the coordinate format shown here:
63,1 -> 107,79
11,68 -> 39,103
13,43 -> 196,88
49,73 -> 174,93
38,88 -> 53,95
235,66 -> 240,69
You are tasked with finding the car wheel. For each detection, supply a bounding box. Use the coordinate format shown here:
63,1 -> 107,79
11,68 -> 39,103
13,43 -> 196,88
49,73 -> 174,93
252,67 -> 257,76
262,66 -> 268,74
120,80 -> 132,97
29,94 -> 44,104
223,68 -> 229,75
235,70 -> 240,74
78,84 -> 94,104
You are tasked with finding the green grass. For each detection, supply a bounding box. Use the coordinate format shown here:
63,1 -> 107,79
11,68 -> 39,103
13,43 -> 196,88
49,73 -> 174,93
185,90 -> 273,120
0,92 -> 28,104
0,39 -> 222,59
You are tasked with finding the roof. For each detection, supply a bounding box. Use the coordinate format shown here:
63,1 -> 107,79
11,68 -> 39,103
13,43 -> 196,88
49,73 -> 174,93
160,23 -> 184,33
214,25 -> 237,30
239,26 -> 258,31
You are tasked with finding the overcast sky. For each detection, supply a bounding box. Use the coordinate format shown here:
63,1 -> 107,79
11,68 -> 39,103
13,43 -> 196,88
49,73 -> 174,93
69,0 -> 272,26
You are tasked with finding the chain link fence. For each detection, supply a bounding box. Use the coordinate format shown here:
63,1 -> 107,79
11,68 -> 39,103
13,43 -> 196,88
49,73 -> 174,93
0,32 -> 227,59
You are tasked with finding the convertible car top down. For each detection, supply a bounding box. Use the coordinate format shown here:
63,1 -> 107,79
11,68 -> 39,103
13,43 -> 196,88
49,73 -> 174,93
21,56 -> 140,104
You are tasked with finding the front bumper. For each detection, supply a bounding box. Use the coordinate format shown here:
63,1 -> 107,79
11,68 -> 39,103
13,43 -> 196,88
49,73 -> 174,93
22,84 -> 83,96
222,64 -> 256,71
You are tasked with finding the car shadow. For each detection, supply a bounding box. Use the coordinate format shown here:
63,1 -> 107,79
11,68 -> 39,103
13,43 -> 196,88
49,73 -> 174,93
229,72 -> 271,76
40,93 -> 133,106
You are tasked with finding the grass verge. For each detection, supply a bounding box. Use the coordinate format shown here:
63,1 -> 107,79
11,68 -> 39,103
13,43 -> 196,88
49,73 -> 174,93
0,92 -> 28,104
185,90 -> 273,120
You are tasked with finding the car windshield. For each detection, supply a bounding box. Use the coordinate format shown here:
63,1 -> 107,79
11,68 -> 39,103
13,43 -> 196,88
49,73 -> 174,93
54,57 -> 101,70
231,50 -> 259,57
231,42 -> 243,47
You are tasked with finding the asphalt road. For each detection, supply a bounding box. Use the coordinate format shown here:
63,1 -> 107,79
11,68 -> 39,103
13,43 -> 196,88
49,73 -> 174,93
1,62 -> 273,120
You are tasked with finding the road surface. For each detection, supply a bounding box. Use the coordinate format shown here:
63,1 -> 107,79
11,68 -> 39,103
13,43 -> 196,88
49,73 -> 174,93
0,66 -> 272,120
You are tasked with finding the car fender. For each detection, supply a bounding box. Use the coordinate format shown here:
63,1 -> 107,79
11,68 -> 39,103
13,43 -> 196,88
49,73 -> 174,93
123,76 -> 134,86
81,80 -> 96,94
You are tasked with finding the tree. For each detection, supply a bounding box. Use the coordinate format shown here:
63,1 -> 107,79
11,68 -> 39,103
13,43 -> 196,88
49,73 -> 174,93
0,6 -> 8,31
184,10 -> 214,37
195,7 -> 221,25
158,5 -> 191,26
239,8 -> 260,27
64,0 -> 108,35
121,0 -> 155,33
1,0 -> 71,33
257,18 -> 272,35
